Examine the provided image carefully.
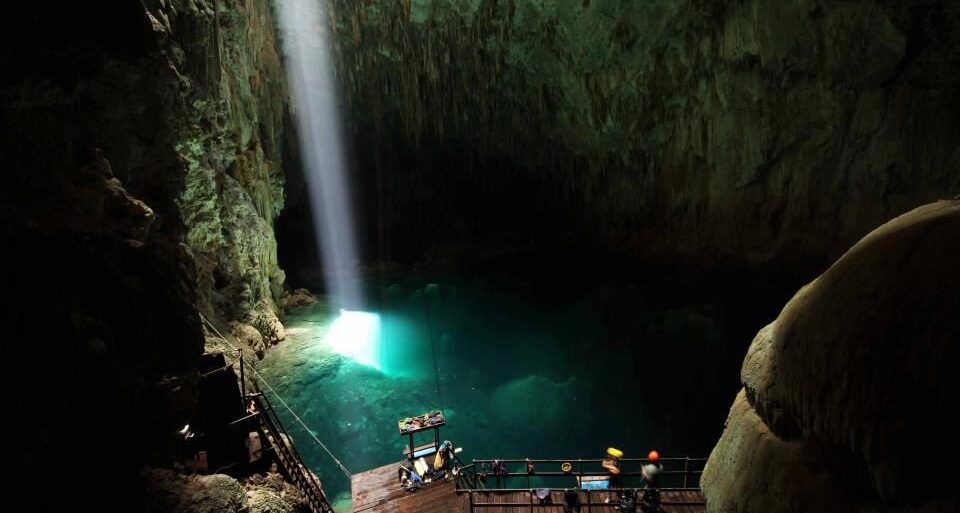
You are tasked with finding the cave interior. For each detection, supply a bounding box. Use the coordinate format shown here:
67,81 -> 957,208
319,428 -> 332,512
1,1 -> 958,512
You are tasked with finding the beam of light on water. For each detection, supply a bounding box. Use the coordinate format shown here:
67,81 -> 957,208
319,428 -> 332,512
323,310 -> 382,370
274,0 -> 361,311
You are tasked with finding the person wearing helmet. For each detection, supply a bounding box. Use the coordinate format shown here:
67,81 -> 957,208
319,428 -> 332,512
641,450 -> 663,487
639,450 -> 664,512
602,447 -> 624,488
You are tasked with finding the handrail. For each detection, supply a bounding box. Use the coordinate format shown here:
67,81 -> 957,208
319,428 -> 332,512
252,391 -> 335,513
470,458 -> 707,464
457,487 -> 704,492
460,487 -> 706,512
459,456 -> 707,491
199,311 -> 352,478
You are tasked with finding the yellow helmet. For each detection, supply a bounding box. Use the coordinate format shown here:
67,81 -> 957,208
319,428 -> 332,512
606,447 -> 624,459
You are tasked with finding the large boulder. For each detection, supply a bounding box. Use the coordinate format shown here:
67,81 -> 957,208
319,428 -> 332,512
145,470 -> 247,513
231,321 -> 267,358
703,200 -> 960,512
143,470 -> 310,513
244,472 -> 310,513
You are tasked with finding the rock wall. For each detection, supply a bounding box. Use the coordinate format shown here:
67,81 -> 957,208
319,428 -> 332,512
156,0 -> 291,342
326,0 -> 959,269
701,200 -> 960,512
2,0 -> 291,342
1,0 -> 294,507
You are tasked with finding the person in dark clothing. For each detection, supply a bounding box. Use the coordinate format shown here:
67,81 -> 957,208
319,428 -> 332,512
639,450 -> 664,512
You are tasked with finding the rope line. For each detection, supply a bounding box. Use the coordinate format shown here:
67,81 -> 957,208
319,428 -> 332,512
198,312 -> 353,478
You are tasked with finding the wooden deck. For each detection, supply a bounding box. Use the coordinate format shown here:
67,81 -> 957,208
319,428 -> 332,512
352,462 -> 463,513
352,463 -> 705,513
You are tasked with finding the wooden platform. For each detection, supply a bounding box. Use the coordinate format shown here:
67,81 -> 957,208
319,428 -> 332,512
352,462 -> 463,513
352,463 -> 705,513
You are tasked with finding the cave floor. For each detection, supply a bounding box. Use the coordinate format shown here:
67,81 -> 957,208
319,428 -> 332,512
351,462 -> 705,513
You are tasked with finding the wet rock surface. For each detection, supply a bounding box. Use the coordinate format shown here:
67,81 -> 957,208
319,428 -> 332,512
144,469 -> 308,513
283,288 -> 319,310
702,200 -> 960,512
294,0 -> 960,271
3,0 -> 291,340
2,0 -> 297,508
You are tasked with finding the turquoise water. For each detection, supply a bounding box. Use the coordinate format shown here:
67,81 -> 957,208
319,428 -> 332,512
257,274 -> 755,510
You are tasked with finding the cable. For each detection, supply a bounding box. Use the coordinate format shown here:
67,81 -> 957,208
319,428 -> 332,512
198,312 -> 353,478
199,312 -> 239,352
423,290 -> 444,411
244,360 -> 353,478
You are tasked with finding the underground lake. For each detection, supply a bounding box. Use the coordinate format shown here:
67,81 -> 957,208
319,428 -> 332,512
256,262 -> 798,511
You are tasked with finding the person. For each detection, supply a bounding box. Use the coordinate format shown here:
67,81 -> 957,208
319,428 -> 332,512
434,440 -> 454,470
398,461 -> 414,483
399,463 -> 424,493
641,450 -> 662,487
639,450 -> 663,513
602,447 -> 623,488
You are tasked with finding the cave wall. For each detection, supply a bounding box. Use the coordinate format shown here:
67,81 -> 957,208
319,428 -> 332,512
701,200 -> 960,512
2,0 -> 292,343
324,0 -> 959,270
1,0 -> 293,506
156,0 -> 292,344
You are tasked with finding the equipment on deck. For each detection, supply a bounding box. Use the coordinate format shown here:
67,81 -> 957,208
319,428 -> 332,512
399,411 -> 446,460
563,489 -> 581,513
534,488 -> 553,504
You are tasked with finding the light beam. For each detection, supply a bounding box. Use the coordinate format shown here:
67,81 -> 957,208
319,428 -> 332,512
274,0 -> 362,311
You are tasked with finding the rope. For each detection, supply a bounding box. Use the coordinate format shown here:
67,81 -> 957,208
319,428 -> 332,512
198,312 -> 353,478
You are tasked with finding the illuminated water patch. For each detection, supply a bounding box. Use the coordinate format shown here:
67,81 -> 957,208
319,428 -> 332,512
324,310 -> 382,370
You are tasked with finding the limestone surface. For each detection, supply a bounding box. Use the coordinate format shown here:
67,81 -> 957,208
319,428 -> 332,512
703,200 -> 960,512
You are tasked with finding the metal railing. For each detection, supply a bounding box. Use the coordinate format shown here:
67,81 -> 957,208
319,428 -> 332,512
458,457 -> 707,490
199,349 -> 335,512
251,391 -> 335,513
461,487 -> 705,512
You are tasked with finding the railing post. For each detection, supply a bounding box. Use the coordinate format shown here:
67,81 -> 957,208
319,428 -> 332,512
586,490 -> 591,513
468,490 -> 474,513
683,457 -> 689,488
239,349 -> 245,399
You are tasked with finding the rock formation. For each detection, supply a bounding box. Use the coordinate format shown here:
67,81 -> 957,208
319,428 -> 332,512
319,0 -> 959,269
3,0 -> 291,345
144,469 -> 309,513
702,200 -> 960,512
2,0 -> 299,508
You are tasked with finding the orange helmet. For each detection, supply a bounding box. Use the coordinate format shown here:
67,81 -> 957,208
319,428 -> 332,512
647,450 -> 660,462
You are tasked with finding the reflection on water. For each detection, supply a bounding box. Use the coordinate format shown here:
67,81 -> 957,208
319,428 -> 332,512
257,274 -> 763,511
